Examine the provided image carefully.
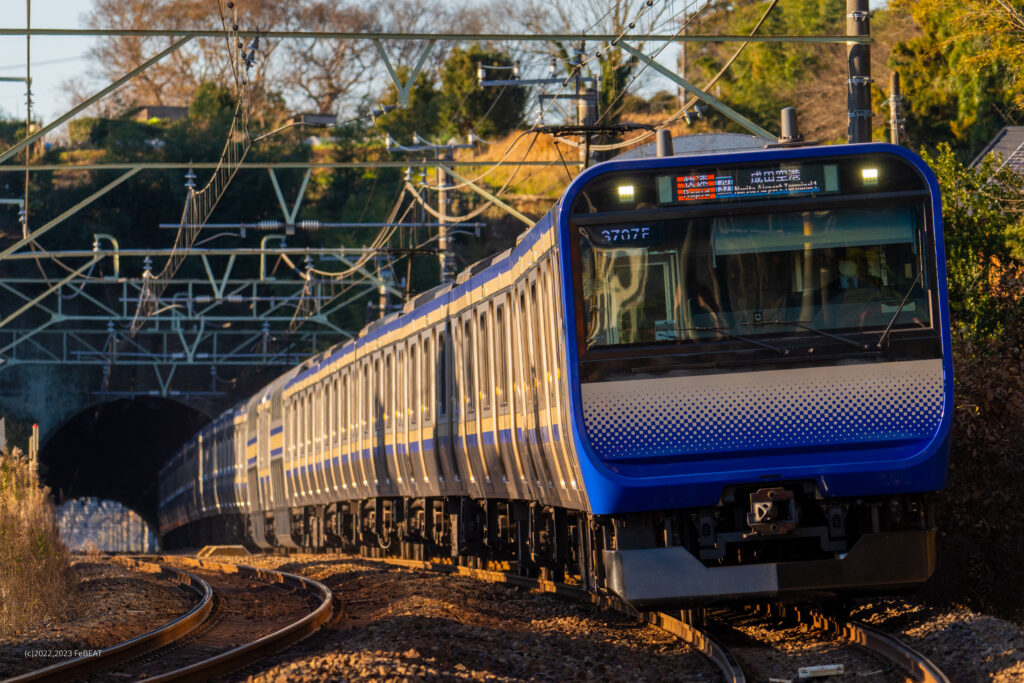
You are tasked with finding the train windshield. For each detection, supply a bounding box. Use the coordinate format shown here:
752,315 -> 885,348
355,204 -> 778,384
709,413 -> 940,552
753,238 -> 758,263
577,204 -> 930,350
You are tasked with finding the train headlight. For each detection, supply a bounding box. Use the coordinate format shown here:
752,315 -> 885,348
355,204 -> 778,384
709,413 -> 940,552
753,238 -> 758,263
617,184 -> 635,202
861,167 -> 879,185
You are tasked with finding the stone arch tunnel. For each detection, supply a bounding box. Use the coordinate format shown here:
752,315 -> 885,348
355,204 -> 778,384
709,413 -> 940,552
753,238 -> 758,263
38,398 -> 210,530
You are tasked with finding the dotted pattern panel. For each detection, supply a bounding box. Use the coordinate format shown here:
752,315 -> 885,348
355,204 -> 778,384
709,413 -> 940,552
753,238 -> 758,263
580,360 -> 944,459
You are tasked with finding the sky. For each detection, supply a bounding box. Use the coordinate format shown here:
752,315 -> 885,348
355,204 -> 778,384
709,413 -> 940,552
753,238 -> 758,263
0,0 -> 891,125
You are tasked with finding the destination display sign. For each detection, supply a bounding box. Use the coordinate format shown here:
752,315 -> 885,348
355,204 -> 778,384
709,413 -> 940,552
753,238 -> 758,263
656,163 -> 840,205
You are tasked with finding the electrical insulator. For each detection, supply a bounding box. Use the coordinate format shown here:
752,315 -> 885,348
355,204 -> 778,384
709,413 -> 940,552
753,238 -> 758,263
297,220 -> 322,231
512,60 -> 521,79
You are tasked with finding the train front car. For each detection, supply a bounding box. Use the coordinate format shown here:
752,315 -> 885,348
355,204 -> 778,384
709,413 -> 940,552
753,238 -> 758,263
559,143 -> 952,608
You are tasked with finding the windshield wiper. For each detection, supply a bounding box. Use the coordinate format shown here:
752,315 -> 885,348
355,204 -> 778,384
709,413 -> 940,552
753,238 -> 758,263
746,319 -> 870,351
876,269 -> 924,349
677,326 -> 790,356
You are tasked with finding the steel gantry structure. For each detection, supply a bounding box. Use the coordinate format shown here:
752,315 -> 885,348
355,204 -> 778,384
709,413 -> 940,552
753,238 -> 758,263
0,17 -> 872,400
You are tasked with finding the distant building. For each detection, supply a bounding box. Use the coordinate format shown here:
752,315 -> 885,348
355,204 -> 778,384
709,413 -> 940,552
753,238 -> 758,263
132,105 -> 188,123
971,126 -> 1024,173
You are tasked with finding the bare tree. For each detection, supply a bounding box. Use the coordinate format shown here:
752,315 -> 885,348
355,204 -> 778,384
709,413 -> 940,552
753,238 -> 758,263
275,3 -> 379,114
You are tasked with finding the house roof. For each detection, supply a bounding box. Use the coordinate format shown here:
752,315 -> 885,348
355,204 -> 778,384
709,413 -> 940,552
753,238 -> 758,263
971,126 -> 1024,173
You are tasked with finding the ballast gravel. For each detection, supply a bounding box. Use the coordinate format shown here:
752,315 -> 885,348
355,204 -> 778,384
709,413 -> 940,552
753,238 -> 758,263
0,557 -> 196,678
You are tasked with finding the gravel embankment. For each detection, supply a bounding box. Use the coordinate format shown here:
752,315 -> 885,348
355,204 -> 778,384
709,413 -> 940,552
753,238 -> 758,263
225,554 -> 720,682
852,599 -> 1024,682
0,557 -> 196,678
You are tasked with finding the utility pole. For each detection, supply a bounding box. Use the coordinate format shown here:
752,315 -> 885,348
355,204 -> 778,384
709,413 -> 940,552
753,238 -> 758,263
437,144 -> 455,284
846,0 -> 872,143
384,134 -> 478,285
479,49 -> 596,163
889,71 -> 905,146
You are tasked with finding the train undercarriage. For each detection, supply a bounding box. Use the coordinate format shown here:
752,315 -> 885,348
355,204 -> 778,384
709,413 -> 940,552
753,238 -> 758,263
170,482 -> 938,608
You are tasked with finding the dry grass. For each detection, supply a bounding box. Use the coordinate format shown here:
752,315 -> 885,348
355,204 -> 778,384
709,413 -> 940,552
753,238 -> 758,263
0,448 -> 70,636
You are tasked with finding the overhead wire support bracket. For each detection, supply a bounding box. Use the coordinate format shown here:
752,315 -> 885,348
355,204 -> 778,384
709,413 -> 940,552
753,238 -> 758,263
615,40 -> 775,141
438,164 -> 533,228
0,28 -> 873,45
0,168 -> 141,263
0,36 -> 193,165
374,39 -> 436,108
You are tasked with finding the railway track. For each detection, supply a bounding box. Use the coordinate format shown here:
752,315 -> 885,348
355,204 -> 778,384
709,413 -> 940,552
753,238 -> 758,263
3,557 -> 331,683
327,555 -> 949,683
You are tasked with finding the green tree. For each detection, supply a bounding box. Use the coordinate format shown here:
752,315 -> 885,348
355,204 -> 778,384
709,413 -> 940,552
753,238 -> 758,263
889,1 -> 1019,158
372,68 -> 442,144
438,45 -> 526,139
689,0 -> 844,137
922,143 -> 1024,340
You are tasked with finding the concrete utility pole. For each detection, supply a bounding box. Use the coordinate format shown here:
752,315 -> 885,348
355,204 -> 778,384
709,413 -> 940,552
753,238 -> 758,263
847,0 -> 872,143
889,71 -> 905,146
437,144 -> 456,285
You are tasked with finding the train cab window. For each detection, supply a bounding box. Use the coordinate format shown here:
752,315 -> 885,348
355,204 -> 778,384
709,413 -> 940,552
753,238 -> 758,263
478,312 -> 491,412
495,303 -> 508,408
577,205 -> 931,351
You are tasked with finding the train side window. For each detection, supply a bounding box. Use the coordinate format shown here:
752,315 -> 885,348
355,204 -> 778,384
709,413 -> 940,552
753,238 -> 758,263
327,379 -> 336,449
384,353 -> 393,429
397,348 -> 405,429
339,372 -> 347,443
422,336 -> 432,424
463,319 -> 475,416
478,311 -> 491,412
436,330 -> 447,417
409,344 -> 418,427
495,302 -> 508,407
374,357 -> 383,432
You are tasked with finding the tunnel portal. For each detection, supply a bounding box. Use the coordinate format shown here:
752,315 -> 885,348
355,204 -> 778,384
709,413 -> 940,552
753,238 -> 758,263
38,398 -> 209,530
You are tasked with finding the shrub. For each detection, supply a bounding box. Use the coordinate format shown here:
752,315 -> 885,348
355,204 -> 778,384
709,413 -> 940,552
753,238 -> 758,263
0,447 -> 70,635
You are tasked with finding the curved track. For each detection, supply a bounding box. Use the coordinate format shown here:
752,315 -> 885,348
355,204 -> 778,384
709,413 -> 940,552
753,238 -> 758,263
3,559 -> 213,683
2,557 -> 332,683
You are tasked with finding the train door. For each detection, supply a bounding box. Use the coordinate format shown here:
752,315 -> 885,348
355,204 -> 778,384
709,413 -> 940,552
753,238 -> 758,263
419,332 -> 444,492
534,259 -> 572,505
407,340 -> 423,491
434,323 -> 460,493
328,375 -> 341,499
383,349 -> 402,494
454,310 -> 485,498
541,258 -> 583,508
394,345 -> 413,494
512,281 -> 544,501
492,296 -> 522,500
476,303 -> 504,496
315,381 -> 327,503
269,390 -> 286,512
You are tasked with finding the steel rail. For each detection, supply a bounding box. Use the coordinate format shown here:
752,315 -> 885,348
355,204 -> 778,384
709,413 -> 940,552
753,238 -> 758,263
0,28 -> 871,44
139,556 -> 333,682
806,610 -> 949,683
2,560 -> 214,683
371,557 -> 746,683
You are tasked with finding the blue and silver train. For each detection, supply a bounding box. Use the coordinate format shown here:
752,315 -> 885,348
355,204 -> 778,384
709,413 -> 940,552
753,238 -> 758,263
159,142 -> 952,607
